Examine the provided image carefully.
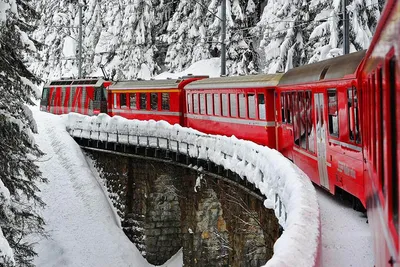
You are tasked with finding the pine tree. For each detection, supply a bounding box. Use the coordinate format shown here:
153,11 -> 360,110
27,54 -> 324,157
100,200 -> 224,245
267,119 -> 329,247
0,0 -> 47,266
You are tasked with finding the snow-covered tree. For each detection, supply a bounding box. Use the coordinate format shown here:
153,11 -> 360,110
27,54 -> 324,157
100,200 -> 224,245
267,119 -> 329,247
256,0 -> 384,72
0,0 -> 47,266
255,0 -> 310,73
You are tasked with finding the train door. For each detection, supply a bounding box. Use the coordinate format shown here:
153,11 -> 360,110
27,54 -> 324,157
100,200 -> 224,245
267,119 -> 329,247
314,93 -> 330,189
277,91 -> 294,160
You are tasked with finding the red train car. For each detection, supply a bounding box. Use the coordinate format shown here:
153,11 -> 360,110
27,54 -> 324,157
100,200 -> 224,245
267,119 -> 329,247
107,76 -> 207,125
183,74 -> 283,147
276,51 -> 366,209
359,0 -> 400,265
40,78 -> 111,115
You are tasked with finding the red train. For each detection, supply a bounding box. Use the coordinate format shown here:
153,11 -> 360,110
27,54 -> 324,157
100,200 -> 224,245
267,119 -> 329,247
40,0 -> 399,264
358,0 -> 400,264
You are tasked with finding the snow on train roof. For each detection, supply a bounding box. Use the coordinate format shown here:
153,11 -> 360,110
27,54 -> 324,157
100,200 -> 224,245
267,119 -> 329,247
184,73 -> 283,89
44,78 -> 106,87
279,50 -> 366,86
109,79 -> 183,90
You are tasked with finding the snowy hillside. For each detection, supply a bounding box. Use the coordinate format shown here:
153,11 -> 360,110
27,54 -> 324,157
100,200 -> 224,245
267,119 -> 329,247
31,0 -> 383,81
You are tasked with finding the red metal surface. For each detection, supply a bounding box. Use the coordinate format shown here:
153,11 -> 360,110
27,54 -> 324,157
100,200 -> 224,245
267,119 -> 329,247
359,0 -> 400,265
184,87 -> 277,148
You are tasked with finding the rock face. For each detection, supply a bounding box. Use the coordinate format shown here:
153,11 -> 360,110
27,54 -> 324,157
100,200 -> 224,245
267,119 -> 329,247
87,151 -> 279,266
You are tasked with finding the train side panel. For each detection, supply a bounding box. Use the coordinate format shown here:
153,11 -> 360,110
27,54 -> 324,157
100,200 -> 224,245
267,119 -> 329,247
359,0 -> 400,263
184,87 -> 277,147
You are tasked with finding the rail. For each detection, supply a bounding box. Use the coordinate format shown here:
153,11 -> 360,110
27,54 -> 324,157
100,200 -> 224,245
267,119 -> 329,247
65,113 -> 320,267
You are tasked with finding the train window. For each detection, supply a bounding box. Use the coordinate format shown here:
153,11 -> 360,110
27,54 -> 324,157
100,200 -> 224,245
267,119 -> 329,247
388,56 -> 398,231
293,92 -> 300,146
222,94 -> 228,116
151,93 -> 158,110
62,88 -> 66,105
69,88 -> 75,108
214,94 -> 221,116
94,88 -> 101,101
120,93 -> 127,108
140,93 -> 147,109
258,93 -> 265,120
206,94 -> 213,115
193,94 -> 199,114
248,94 -> 256,119
348,87 -> 361,143
377,68 -> 384,194
162,93 -> 169,110
230,94 -> 237,117
113,94 -> 117,108
306,91 -> 315,153
299,92 -> 307,149
200,94 -> 206,114
281,93 -> 286,123
328,89 -> 339,137
239,94 -> 246,118
130,93 -> 137,109
287,93 -> 293,124
187,94 -> 192,113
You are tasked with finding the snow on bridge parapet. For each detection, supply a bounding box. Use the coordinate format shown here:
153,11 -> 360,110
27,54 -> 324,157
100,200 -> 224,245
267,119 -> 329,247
65,113 -> 320,267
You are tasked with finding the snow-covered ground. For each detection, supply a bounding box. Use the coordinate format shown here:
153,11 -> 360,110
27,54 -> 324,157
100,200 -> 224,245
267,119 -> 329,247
317,187 -> 373,266
30,109 -> 181,267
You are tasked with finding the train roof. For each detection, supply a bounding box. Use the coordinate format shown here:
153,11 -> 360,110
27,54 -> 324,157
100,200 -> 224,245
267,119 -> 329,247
44,78 -> 105,88
184,73 -> 283,90
278,50 -> 366,86
44,78 -> 106,88
108,79 -> 184,90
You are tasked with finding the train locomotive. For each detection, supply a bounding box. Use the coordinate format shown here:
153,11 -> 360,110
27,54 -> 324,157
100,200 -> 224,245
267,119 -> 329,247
40,0 -> 400,264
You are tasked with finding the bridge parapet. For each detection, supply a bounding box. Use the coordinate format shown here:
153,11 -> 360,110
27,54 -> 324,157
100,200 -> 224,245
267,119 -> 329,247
65,113 -> 320,267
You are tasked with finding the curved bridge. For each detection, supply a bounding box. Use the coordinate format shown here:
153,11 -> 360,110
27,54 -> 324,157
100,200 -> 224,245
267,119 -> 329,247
65,113 -> 320,267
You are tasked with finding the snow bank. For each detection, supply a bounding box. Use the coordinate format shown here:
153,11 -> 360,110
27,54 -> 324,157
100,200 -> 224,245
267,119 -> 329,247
65,113 -> 320,267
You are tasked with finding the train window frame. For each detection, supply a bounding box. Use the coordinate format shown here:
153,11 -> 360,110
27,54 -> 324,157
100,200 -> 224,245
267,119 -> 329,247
222,94 -> 229,117
293,92 -> 300,146
120,93 -> 127,108
299,91 -> 307,150
161,93 -> 170,110
193,93 -> 199,114
187,94 -> 192,113
130,93 -> 137,109
200,93 -> 206,114
206,94 -> 213,115
248,93 -> 256,119
327,89 -> 339,137
139,93 -> 147,110
213,94 -> 221,116
113,93 -> 117,109
230,93 -> 238,117
258,93 -> 266,120
287,93 -> 293,124
238,93 -> 246,118
306,91 -> 315,153
347,87 -> 361,144
150,92 -> 158,110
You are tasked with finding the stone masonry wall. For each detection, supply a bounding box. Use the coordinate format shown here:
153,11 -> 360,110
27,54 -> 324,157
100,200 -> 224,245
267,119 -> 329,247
86,150 -> 279,266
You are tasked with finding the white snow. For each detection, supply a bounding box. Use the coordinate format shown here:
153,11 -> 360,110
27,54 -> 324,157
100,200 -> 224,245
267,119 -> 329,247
317,187 -> 373,266
29,109 -> 182,267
